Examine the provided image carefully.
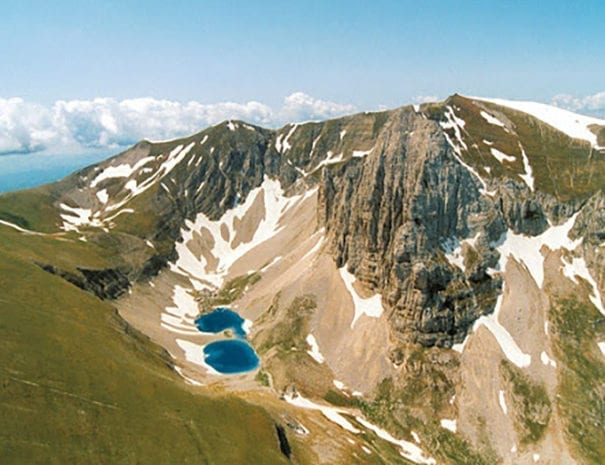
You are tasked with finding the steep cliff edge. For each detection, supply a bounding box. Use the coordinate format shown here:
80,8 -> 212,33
1,94 -> 604,465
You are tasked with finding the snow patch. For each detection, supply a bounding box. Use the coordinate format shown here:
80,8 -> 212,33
442,233 -> 480,272
0,219 -> 46,235
124,179 -> 138,192
498,390 -> 508,414
519,145 -> 535,191
339,265 -> 384,328
352,147 -> 373,158
159,142 -> 195,177
96,189 -> 108,204
90,156 -> 154,188
312,150 -> 345,171
306,334 -> 324,363
452,213 -> 580,360
480,110 -> 506,127
333,380 -> 346,390
60,204 -> 103,231
260,255 -> 282,272
172,177 -> 310,289
311,134 -> 321,153
540,351 -> 557,368
284,393 -> 435,463
440,418 -> 457,432
356,417 -> 436,464
562,255 -> 605,315
276,124 -> 299,153
440,106 -> 495,196
241,319 -> 252,335
161,285 -> 199,334
495,212 -> 582,289
283,393 -> 360,434
175,339 -> 220,375
300,234 -> 324,262
597,342 -> 605,356
474,283 -> 532,368
174,366 -> 203,386
490,148 -> 516,163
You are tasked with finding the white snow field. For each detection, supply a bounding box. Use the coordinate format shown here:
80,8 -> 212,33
473,97 -> 605,148
338,265 -> 385,328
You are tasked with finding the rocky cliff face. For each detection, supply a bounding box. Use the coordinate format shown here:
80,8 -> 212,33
11,95 -> 604,349
2,94 -> 605,465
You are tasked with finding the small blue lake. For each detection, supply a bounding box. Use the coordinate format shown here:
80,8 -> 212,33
203,340 -> 260,374
195,307 -> 259,374
195,307 -> 249,338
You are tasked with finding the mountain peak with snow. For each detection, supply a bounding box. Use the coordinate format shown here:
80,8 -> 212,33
1,93 -> 604,465
469,95 -> 605,149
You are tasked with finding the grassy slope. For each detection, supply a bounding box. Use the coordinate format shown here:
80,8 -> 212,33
482,101 -> 605,202
550,298 -> 605,465
0,186 -> 61,233
428,95 -> 605,203
0,228 -> 288,465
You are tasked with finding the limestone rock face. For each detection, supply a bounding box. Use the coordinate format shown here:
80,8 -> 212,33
313,101 -> 603,347
317,108 -> 503,346
40,96 -> 605,348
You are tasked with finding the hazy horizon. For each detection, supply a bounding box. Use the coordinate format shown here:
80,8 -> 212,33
1,1 -> 604,191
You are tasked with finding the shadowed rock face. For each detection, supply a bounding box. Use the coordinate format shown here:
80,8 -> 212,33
33,96 -> 605,348
36,263 -> 130,300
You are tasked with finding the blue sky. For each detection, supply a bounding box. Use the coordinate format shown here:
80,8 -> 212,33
0,0 -> 604,171
2,0 -> 604,106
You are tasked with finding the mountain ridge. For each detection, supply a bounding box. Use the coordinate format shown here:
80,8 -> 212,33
0,94 -> 604,464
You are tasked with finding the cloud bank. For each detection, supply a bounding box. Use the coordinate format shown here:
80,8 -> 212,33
551,91 -> 605,118
3,91 -> 602,157
0,93 -> 357,156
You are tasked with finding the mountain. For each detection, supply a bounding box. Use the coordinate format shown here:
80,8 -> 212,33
0,94 -> 604,465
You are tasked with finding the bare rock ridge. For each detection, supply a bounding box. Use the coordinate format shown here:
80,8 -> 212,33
36,94 -> 605,349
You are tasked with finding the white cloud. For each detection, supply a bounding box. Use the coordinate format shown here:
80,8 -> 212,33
0,98 -> 65,155
412,95 -> 439,104
3,91 -> 603,157
552,92 -> 605,118
52,97 -> 274,149
280,92 -> 356,122
0,93 -> 357,156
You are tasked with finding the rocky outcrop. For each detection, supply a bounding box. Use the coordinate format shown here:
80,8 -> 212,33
571,190 -> 605,294
318,108 -> 504,346
316,103 -> 602,347
36,263 -> 130,300
44,96 -> 604,347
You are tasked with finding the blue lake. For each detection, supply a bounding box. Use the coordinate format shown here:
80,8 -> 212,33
195,307 -> 249,338
195,307 -> 259,374
203,340 -> 260,374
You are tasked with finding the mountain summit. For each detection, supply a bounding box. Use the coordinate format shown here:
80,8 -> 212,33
1,95 -> 604,464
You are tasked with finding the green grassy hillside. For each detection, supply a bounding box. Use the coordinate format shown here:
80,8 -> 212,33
0,226 -> 289,465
